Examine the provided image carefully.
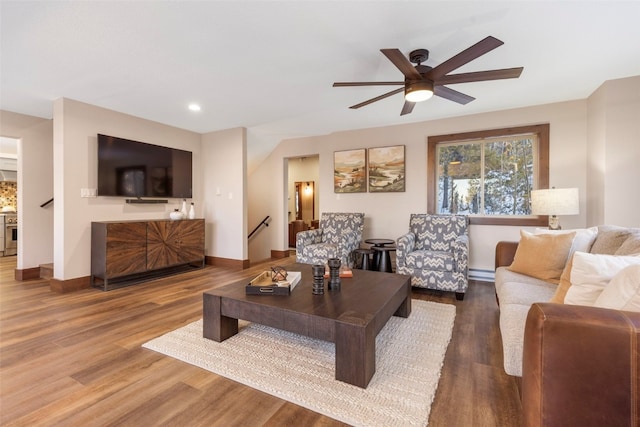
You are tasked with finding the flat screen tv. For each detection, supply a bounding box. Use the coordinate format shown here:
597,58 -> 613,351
97,134 -> 193,199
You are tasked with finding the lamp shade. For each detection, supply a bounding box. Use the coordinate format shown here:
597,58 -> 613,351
531,188 -> 579,215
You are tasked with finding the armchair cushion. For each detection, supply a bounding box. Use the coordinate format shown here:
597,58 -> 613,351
403,250 -> 454,271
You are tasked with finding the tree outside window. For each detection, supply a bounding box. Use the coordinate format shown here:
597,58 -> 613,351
428,124 -> 549,226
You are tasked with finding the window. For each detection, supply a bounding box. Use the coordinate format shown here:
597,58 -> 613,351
427,124 -> 549,226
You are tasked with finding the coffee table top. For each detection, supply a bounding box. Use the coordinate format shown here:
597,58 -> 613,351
205,263 -> 410,335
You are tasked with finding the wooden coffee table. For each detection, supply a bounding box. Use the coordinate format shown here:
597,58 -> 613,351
203,263 -> 411,388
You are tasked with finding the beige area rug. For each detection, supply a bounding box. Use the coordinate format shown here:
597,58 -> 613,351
143,300 -> 456,426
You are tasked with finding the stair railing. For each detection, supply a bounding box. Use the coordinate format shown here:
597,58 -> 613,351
40,198 -> 54,208
248,215 -> 270,239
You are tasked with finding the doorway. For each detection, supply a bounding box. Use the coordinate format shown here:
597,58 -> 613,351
287,155 -> 319,248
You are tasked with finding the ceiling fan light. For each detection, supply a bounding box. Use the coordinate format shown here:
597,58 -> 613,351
405,80 -> 434,103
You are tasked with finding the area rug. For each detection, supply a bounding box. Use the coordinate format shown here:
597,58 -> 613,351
142,300 -> 455,426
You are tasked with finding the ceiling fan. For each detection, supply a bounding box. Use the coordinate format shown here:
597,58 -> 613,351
333,36 -> 523,116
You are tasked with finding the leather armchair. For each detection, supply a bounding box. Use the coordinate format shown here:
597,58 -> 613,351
396,214 -> 469,300
296,212 -> 364,265
523,303 -> 640,427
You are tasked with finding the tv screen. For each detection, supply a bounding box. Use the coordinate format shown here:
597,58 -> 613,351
97,134 -> 192,198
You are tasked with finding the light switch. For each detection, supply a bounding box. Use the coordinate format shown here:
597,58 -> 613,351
81,188 -> 97,198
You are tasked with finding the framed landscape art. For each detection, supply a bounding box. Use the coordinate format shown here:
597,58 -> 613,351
334,149 -> 367,193
368,145 -> 405,192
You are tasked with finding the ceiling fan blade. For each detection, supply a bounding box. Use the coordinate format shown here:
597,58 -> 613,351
333,81 -> 404,87
434,85 -> 475,105
400,100 -> 415,116
427,36 -> 504,80
380,49 -> 422,80
349,87 -> 404,109
435,67 -> 523,85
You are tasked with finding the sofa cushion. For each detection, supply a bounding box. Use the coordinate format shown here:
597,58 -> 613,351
593,264 -> 640,311
564,252 -> 640,306
508,230 -> 575,284
590,225 -> 638,254
615,231 -> 640,255
549,253 -> 575,303
499,303 -> 531,377
498,280 -> 557,306
534,226 -> 598,256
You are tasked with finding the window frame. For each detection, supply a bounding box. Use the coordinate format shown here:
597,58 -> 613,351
427,124 -> 550,226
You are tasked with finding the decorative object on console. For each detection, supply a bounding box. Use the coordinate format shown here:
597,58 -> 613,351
170,209 -> 184,220
188,202 -> 195,219
181,199 -> 188,217
531,187 -> 579,230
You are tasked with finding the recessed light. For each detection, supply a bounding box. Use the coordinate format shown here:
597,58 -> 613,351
188,103 -> 201,112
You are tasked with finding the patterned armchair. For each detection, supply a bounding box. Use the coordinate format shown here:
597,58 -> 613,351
396,214 -> 469,300
296,212 -> 365,265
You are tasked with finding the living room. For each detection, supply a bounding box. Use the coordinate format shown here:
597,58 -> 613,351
1,1 -> 639,425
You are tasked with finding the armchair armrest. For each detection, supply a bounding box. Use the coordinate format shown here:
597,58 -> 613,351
495,241 -> 519,269
296,228 -> 322,249
523,303 -> 640,427
452,234 -> 469,273
337,229 -> 361,263
395,232 -> 416,267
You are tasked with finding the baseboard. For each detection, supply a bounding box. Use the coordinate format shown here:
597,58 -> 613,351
469,268 -> 495,282
270,249 -> 290,259
205,256 -> 250,269
14,267 -> 40,281
50,276 -> 91,293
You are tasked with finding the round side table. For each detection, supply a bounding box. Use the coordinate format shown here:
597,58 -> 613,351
372,246 -> 396,273
365,239 -> 396,272
354,248 -> 375,270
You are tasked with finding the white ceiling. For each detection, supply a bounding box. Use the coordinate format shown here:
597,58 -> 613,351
2,1 -> 640,171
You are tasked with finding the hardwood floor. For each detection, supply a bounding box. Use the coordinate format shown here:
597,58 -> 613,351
0,255 -> 522,426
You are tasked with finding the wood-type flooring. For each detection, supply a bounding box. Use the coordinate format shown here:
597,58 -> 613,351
0,255 -> 522,426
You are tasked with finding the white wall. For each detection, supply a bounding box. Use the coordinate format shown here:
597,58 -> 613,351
249,100 -> 591,273
587,76 -> 640,227
0,110 -> 53,270
52,98 -> 202,280
201,127 -> 247,261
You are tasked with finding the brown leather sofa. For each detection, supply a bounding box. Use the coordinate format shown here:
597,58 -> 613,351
495,241 -> 640,427
523,303 -> 640,427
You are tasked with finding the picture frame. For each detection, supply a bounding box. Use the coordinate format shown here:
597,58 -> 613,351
368,145 -> 405,192
334,149 -> 367,193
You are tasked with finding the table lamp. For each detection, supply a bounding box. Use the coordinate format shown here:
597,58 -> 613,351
531,187 -> 579,230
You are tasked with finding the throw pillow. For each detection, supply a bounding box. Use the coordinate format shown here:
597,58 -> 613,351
508,230 -> 576,284
549,253 -> 575,303
534,226 -> 598,256
615,231 -> 640,256
563,252 -> 640,306
593,265 -> 640,312
590,225 -> 633,254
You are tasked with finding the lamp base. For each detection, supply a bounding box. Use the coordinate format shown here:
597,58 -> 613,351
548,215 -> 561,230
